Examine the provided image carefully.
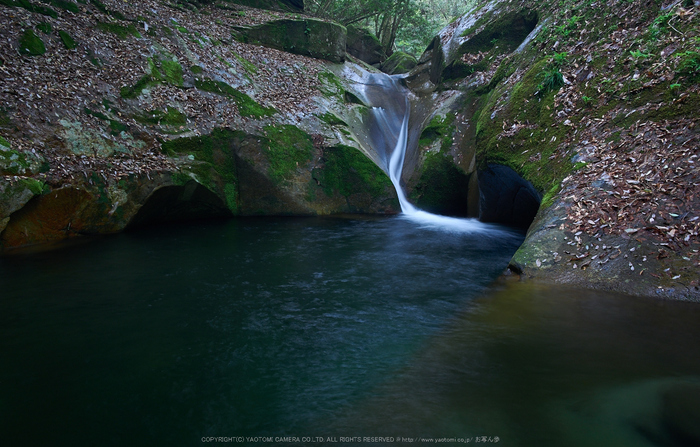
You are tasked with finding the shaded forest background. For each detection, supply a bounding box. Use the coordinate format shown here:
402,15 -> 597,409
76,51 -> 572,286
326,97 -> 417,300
185,0 -> 482,57
305,0 -> 479,56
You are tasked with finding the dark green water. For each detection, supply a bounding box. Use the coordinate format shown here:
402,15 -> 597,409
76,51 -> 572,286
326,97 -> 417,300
1,216 -> 699,447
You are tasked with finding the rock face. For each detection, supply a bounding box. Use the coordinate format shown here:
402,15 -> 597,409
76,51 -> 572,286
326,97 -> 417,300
380,51 -> 417,75
0,1 -> 398,252
402,0 -> 700,299
346,25 -> 384,65
233,18 -> 347,63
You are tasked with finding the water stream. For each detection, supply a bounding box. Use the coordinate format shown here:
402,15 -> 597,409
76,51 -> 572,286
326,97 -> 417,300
352,72 -> 496,233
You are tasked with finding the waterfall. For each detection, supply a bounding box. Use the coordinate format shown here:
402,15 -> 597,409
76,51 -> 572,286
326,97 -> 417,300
349,72 -> 503,233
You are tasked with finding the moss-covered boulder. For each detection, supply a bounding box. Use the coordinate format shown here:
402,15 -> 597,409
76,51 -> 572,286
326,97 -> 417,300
346,25 -> 384,65
233,18 -> 346,63
381,51 -> 417,75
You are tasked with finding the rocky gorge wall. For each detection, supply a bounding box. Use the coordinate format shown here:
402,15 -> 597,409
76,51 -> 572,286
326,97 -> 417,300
0,0 -> 401,251
1,0 -> 698,300
402,0 -> 700,300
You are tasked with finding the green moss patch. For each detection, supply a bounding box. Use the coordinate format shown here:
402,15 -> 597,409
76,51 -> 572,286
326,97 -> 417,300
48,0 -> 79,13
96,22 -> 141,39
190,65 -> 203,74
161,128 -> 241,213
381,51 -> 417,75
91,0 -> 126,20
262,125 -> 314,184
120,75 -> 153,99
314,145 -> 391,198
134,107 -> 187,126
0,146 -> 31,175
120,57 -> 184,99
19,29 -> 46,56
419,114 -> 455,149
317,71 -> 345,99
36,22 -> 52,34
232,52 -> 258,74
411,152 -> 471,215
0,0 -> 57,17
58,30 -> 76,49
317,112 -> 347,126
473,57 -> 574,194
195,78 -> 276,118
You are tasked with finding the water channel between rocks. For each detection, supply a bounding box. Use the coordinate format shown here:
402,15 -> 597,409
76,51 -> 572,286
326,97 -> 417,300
1,217 -> 700,447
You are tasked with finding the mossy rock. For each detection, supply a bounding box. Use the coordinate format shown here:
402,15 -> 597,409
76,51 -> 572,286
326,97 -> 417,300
120,56 -> 185,99
346,25 -> 384,65
19,29 -> 46,56
314,145 -> 392,199
194,78 -> 276,118
134,107 -> 187,126
161,128 -> 241,213
410,152 -> 471,216
96,22 -> 142,39
381,51 -> 417,75
233,18 -> 347,63
262,124 -> 314,185
473,57 -> 574,195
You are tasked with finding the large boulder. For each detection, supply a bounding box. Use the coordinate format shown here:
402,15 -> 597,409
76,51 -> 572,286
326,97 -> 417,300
233,18 -> 347,63
380,51 -> 417,75
346,25 -> 384,65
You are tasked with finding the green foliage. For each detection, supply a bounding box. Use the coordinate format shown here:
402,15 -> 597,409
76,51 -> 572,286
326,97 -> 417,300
555,15 -> 580,37
552,51 -> 568,66
0,135 -> 10,148
58,30 -> 76,49
648,10 -> 674,40
678,51 -> 700,79
96,22 -> 142,39
538,67 -> 564,95
263,125 -> 314,184
630,49 -> 652,59
194,78 -> 276,118
190,65 -> 203,74
36,22 -> 53,34
19,29 -> 46,56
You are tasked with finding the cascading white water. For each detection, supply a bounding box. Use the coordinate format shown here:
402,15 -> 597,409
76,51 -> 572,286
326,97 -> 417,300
358,73 -> 505,234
